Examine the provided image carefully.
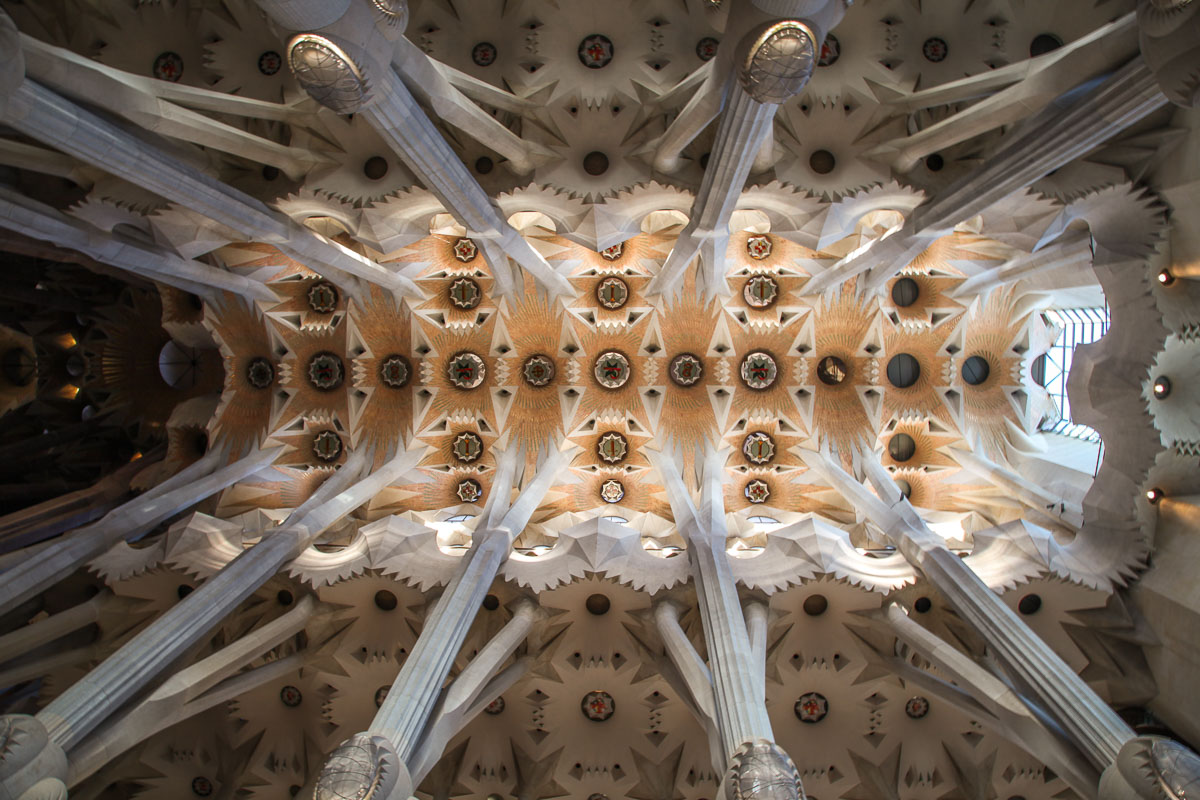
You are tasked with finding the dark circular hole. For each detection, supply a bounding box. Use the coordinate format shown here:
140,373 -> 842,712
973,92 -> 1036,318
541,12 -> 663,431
192,430 -> 209,455
586,593 -> 611,615
186,292 -> 205,311
894,478 -> 912,499
475,156 -> 494,174
277,590 -> 294,606
1032,353 -> 1047,386
803,594 -> 828,616
1029,33 -> 1062,57
699,152 -> 710,169
914,596 -> 932,613
1,348 -> 35,387
177,584 -> 194,599
1158,269 -> 1175,287
1153,376 -> 1172,400
483,594 -> 500,611
363,156 -> 389,181
583,151 -> 609,176
891,277 -> 919,307
809,149 -> 836,175
374,590 -> 397,611
289,787 -> 301,798
816,355 -> 848,385
925,153 -> 944,172
261,165 -> 280,181
66,353 -> 86,378
886,354 -> 921,388
1017,594 -> 1042,615
961,355 -> 990,386
888,433 -> 916,462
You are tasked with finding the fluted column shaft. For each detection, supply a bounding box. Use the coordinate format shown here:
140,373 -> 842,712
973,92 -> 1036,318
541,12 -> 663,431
0,78 -> 415,296
683,526 -> 775,758
806,56 -> 1168,294
370,530 -> 509,762
35,447 -> 415,752
0,447 -> 279,617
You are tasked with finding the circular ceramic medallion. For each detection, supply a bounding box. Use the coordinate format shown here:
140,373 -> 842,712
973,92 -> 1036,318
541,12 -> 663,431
743,275 -> 779,308
307,281 -> 338,313
448,277 -> 483,309
153,51 -> 184,82
312,431 -> 343,462
471,42 -> 497,66
258,50 -> 283,75
905,696 -> 930,719
522,354 -> 555,387
581,690 -> 616,721
922,37 -> 948,62
308,352 -> 345,390
818,33 -> 840,66
746,234 -> 773,260
600,479 -> 625,504
596,277 -> 630,309
380,355 -> 411,388
599,242 -> 624,261
597,432 -> 628,464
794,692 -> 828,723
740,351 -> 778,390
696,37 -> 719,61
594,351 -> 631,389
246,357 -> 274,389
742,432 -> 775,464
279,685 -> 303,707
452,237 -> 478,262
452,432 -> 484,463
669,353 -> 704,387
484,696 -> 505,715
374,686 -> 389,708
191,777 -> 213,797
448,352 -> 486,389
456,479 -> 483,503
578,34 -> 614,69
744,479 -> 770,504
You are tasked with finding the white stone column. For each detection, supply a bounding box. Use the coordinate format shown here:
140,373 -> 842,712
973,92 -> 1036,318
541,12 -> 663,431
35,446 -> 421,753
803,447 -> 1134,770
0,25 -> 418,299
0,446 -> 280,618
654,448 -> 774,760
0,186 -> 278,304
803,56 -> 1169,295
314,444 -> 572,800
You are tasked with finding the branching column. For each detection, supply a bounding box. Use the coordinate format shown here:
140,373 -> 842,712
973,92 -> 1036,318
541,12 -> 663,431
36,446 -> 420,753
0,446 -> 281,618
804,56 -> 1169,295
315,445 -> 572,800
805,448 -> 1133,770
654,448 -> 774,762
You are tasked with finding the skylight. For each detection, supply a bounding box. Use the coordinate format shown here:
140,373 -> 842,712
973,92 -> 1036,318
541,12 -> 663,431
1037,307 -> 1109,443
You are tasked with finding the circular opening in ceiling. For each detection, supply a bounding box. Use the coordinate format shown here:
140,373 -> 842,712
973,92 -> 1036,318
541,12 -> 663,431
816,355 -> 848,385
803,594 -> 828,616
262,165 -> 280,181
809,149 -> 836,174
583,151 -> 610,176
1029,33 -> 1063,57
1018,594 -> 1042,615
913,596 -> 932,613
475,156 -> 494,174
1032,354 -> 1047,386
925,153 -> 944,172
962,355 -> 990,385
277,590 -> 293,606
1,348 -> 35,387
894,478 -> 912,499
177,584 -> 194,599
891,277 -> 920,307
1153,376 -> 1172,399
586,593 -> 611,615
482,593 -> 500,610
363,156 -> 389,180
886,354 -> 921,388
374,590 -> 397,611
888,433 -> 916,462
